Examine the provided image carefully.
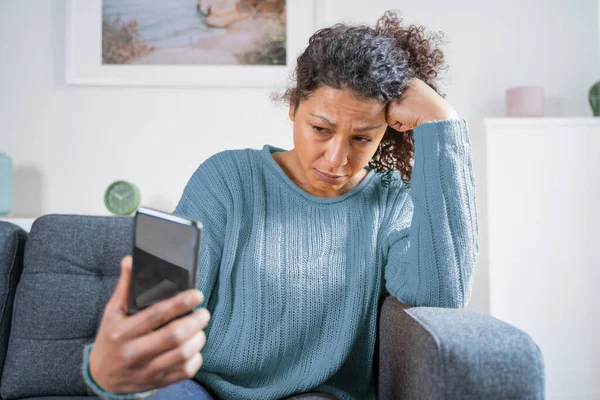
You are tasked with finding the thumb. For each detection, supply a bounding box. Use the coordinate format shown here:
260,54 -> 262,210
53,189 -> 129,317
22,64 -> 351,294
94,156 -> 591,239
109,256 -> 133,316
389,121 -> 413,133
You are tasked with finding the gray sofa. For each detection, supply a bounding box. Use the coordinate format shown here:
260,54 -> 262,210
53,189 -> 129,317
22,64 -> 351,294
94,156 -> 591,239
0,215 -> 545,399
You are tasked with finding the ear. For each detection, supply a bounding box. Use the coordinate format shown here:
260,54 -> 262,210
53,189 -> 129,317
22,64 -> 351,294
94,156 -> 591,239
289,102 -> 296,122
288,89 -> 297,122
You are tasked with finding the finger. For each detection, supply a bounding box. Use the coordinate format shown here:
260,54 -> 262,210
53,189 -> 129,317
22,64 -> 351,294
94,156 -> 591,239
154,353 -> 203,387
144,330 -> 206,375
388,121 -> 401,132
106,256 -> 133,316
385,102 -> 398,127
126,308 -> 210,364
386,102 -> 412,132
388,121 -> 412,133
120,290 -> 205,339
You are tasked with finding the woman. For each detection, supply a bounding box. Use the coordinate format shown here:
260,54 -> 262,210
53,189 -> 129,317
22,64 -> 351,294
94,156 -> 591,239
82,10 -> 478,400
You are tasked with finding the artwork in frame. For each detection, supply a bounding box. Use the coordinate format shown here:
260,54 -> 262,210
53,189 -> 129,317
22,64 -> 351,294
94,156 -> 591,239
66,0 -> 316,87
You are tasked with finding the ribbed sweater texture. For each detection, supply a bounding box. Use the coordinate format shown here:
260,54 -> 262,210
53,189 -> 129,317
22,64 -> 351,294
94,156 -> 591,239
82,118 -> 479,400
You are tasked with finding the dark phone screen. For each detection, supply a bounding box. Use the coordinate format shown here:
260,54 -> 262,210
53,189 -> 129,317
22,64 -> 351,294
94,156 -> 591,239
131,211 -> 200,312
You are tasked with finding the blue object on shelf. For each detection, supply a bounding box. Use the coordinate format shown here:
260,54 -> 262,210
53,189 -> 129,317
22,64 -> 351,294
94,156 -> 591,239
0,153 -> 14,216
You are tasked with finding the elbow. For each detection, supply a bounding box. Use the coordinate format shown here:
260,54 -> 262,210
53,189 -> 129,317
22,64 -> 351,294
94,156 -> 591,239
410,287 -> 469,309
436,263 -> 476,309
458,258 -> 476,308
439,289 -> 470,309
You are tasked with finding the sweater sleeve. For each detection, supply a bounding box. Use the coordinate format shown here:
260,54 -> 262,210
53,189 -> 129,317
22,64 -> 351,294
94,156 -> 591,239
80,155 -> 228,398
383,118 -> 479,308
81,343 -> 157,399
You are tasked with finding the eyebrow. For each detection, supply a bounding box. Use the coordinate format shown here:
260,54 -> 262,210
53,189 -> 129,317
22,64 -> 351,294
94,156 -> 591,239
309,113 -> 385,133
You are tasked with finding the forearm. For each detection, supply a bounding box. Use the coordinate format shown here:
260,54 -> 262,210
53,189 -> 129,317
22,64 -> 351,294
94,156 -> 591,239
385,118 -> 479,308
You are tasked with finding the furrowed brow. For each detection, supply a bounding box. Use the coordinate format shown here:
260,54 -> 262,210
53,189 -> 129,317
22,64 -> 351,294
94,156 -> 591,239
310,114 -> 336,128
310,114 -> 384,133
354,124 -> 385,133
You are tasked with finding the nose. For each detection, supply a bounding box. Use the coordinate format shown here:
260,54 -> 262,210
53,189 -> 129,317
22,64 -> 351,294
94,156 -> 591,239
325,138 -> 349,170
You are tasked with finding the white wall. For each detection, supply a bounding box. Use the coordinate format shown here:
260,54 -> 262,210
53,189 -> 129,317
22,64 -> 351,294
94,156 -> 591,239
1,0 -> 599,313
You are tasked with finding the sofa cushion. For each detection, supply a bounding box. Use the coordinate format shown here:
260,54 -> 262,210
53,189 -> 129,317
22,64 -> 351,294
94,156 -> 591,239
0,215 -> 133,399
0,222 -> 27,378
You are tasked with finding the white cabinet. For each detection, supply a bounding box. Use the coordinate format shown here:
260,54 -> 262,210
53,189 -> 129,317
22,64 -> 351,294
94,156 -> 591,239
485,118 -> 600,400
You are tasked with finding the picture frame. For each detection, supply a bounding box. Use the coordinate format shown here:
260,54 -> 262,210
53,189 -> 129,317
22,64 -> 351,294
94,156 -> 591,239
66,0 -> 316,87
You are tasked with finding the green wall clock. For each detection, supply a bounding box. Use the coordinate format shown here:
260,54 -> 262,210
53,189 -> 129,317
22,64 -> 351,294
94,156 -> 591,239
104,180 -> 141,216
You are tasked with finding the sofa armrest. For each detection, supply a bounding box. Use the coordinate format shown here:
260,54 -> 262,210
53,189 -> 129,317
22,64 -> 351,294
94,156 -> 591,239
377,295 -> 545,400
0,222 -> 27,378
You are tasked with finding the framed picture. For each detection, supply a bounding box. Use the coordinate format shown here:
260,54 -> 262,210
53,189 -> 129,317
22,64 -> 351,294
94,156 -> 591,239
66,0 -> 316,87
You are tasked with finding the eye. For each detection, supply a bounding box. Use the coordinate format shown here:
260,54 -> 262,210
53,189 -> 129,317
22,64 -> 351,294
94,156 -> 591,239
312,126 -> 329,135
355,136 -> 373,143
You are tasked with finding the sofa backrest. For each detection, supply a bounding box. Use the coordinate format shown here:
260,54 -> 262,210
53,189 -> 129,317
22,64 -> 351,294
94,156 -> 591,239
0,215 -> 133,399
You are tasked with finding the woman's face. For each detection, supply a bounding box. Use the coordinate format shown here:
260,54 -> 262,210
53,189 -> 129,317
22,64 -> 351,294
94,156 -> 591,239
287,85 -> 389,197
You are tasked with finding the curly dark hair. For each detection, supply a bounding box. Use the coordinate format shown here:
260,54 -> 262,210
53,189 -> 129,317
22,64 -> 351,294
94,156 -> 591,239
274,10 -> 449,183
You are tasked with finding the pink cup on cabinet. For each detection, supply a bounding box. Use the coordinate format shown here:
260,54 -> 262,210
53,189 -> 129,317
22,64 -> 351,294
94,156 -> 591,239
506,86 -> 545,117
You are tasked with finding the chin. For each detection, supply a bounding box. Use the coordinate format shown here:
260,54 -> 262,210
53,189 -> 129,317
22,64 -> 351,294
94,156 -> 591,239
311,178 -> 347,191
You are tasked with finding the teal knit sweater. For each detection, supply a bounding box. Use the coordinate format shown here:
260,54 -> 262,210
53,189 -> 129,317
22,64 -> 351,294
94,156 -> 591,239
82,118 -> 479,399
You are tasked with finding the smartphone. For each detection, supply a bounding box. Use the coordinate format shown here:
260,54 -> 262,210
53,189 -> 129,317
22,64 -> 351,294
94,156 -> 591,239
128,206 -> 202,319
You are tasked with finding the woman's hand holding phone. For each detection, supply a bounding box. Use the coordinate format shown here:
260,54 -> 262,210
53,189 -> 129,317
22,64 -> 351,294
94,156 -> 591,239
88,256 -> 211,394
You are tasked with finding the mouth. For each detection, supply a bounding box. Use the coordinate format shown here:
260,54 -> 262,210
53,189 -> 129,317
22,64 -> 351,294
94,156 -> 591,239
313,169 -> 347,183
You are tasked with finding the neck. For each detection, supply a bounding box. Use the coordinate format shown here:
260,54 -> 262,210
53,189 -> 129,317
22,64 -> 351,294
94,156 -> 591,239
272,149 -> 368,198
